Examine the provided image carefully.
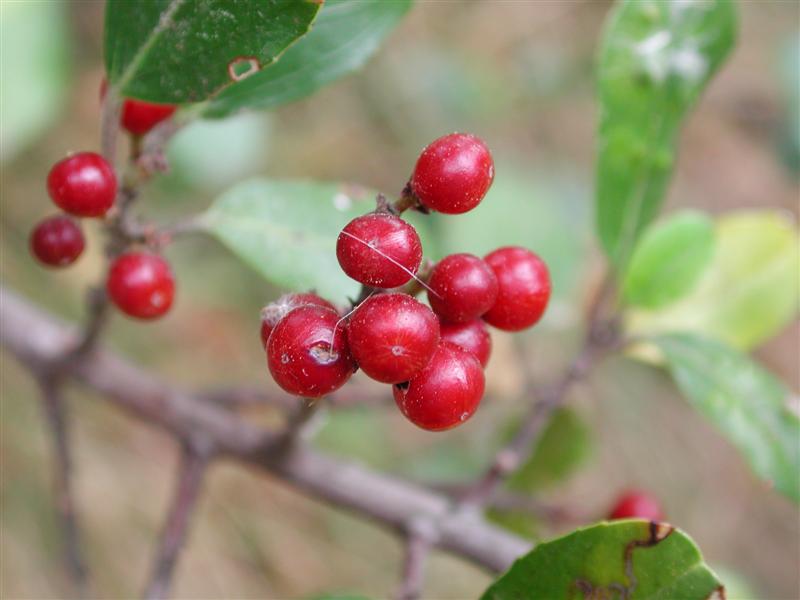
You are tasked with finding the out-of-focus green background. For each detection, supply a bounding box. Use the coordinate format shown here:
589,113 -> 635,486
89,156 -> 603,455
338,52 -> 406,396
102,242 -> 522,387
1,2 -> 798,598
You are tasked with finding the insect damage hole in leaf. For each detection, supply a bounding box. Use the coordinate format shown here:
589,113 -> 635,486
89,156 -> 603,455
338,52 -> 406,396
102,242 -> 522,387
228,56 -> 260,82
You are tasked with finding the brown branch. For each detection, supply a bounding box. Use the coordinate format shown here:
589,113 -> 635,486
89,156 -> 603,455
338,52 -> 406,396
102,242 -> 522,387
1,286 -> 531,576
143,444 -> 211,600
37,377 -> 89,597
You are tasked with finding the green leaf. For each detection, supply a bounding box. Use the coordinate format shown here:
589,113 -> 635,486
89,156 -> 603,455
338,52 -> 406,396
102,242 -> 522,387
201,179 -> 436,305
627,211 -> 800,350
204,0 -> 412,117
482,520 -> 724,600
507,408 -> 592,493
0,1 -> 70,163
596,0 -> 737,268
622,211 -> 715,309
652,333 -> 800,503
103,0 -> 320,104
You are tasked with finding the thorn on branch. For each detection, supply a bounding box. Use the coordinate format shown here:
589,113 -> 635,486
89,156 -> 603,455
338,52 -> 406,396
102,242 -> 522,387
143,444 -> 211,600
37,377 -> 90,598
394,518 -> 437,600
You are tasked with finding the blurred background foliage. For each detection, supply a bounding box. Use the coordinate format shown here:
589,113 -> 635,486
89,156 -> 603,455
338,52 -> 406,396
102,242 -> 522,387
1,1 -> 798,598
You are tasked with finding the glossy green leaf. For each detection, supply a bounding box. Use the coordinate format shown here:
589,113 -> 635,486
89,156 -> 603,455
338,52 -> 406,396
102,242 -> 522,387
627,211 -> 800,350
201,179 -> 436,305
507,408 -> 592,493
204,0 -> 412,117
622,211 -> 715,309
103,0 -> 320,103
653,333 -> 800,503
596,0 -> 736,268
0,1 -> 70,163
482,520 -> 724,600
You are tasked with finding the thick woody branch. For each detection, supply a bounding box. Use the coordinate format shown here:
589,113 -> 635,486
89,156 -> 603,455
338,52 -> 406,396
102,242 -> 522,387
0,287 -> 530,575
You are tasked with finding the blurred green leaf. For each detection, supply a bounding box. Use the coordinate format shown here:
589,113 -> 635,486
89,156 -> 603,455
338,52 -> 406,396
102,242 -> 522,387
310,595 -> 370,600
204,0 -> 412,117
0,1 -> 70,163
622,211 -> 715,309
435,168 -> 590,303
103,0 -> 319,103
654,333 -> 800,503
627,211 -> 800,350
164,112 -> 272,192
711,566 -> 760,600
313,407 -> 394,469
482,520 -> 723,600
596,0 -> 736,268
201,179 -> 436,305
777,34 -> 800,175
508,408 -> 592,493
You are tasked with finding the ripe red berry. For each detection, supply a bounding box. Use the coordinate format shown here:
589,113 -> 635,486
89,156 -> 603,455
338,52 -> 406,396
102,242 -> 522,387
410,133 -> 494,214
393,342 -> 485,431
483,246 -> 551,331
260,293 -> 337,348
29,216 -> 85,267
267,305 -> 355,398
336,213 -> 423,288
107,252 -> 175,320
121,99 -> 176,136
439,319 -> 492,368
347,293 -> 439,384
47,152 -> 117,217
100,79 -> 176,136
609,491 -> 664,521
427,253 -> 498,323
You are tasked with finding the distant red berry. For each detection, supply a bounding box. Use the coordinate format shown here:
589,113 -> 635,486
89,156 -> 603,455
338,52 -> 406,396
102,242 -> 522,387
29,216 -> 85,267
394,342 -> 485,431
267,305 -> 355,398
427,253 -> 498,323
337,213 -> 422,288
100,78 -> 176,136
107,252 -> 175,320
347,293 -> 439,384
121,99 -> 176,136
260,293 -> 337,348
609,491 -> 664,521
483,247 -> 551,331
47,152 -> 116,217
439,319 -> 492,368
410,133 -> 494,214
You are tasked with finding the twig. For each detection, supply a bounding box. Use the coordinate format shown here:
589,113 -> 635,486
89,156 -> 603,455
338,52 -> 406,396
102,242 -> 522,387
394,522 -> 435,600
458,271 -> 618,508
37,377 -> 89,597
1,286 -> 531,575
143,443 -> 211,600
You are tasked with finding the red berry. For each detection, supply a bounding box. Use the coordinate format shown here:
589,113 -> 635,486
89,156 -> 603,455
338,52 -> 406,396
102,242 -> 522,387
29,216 -> 85,267
483,247 -> 551,331
393,342 -> 485,431
609,491 -> 664,521
347,293 -> 439,384
121,99 -> 176,136
439,319 -> 492,368
260,293 -> 337,348
107,252 -> 175,320
427,253 -> 498,323
267,305 -> 355,398
410,133 -> 494,214
100,79 -> 176,136
337,213 -> 422,288
47,152 -> 117,217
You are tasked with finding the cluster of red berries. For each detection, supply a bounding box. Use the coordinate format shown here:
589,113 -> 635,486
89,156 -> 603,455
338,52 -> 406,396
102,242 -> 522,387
30,87 -> 177,321
260,133 -> 552,431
